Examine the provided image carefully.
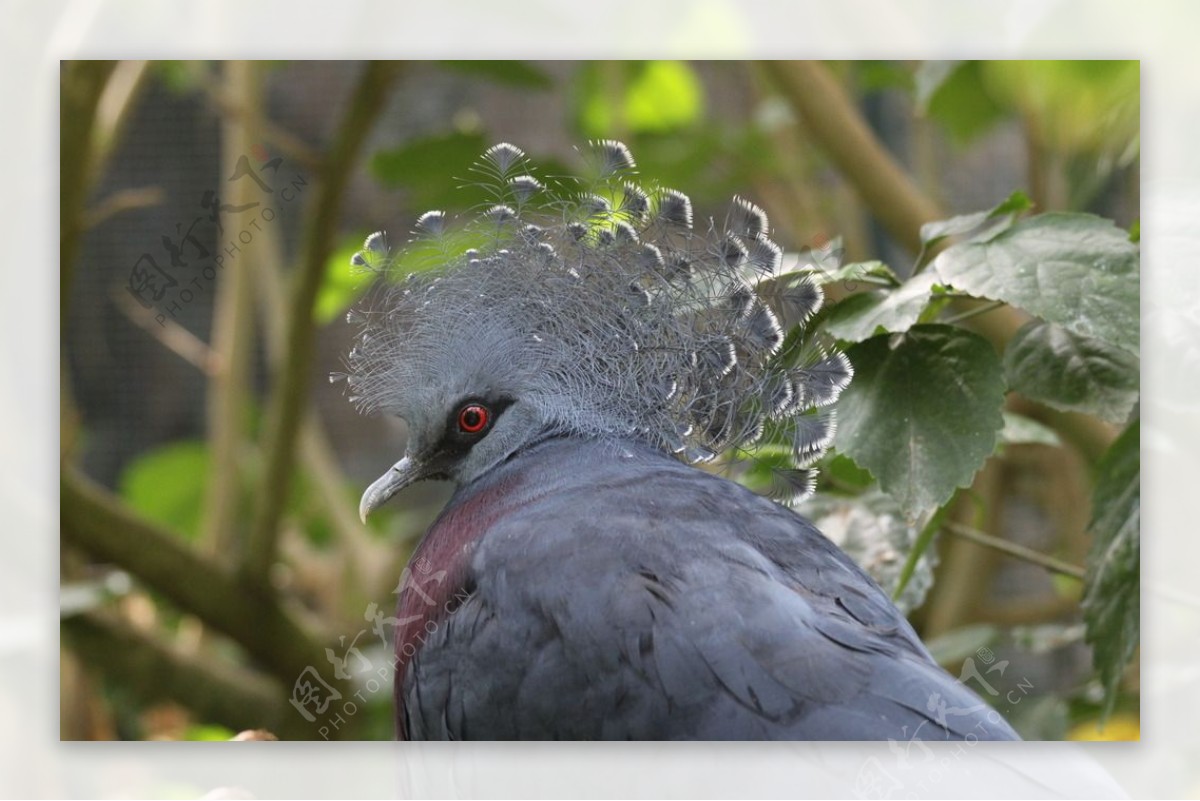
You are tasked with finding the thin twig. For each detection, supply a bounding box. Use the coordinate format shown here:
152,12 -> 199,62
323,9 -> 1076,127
63,610 -> 313,740
943,521 -> 1086,580
760,61 -> 942,254
61,467 -> 332,688
82,186 -> 165,229
111,289 -> 219,374
243,61 -> 402,586
941,299 -> 1008,326
90,60 -> 152,183
244,138 -> 387,605
189,62 -> 322,172
61,60 -> 119,326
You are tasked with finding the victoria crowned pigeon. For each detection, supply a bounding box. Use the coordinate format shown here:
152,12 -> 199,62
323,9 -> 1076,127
342,141 -> 1020,741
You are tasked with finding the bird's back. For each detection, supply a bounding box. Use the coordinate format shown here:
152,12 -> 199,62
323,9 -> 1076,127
397,436 -> 1019,741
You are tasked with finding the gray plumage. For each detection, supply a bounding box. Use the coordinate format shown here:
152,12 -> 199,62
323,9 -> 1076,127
341,140 -> 848,504
340,141 -> 1019,741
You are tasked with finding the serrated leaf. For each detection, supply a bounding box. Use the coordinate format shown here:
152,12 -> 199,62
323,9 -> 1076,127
1003,320 -> 1139,424
999,410 -> 1062,447
834,325 -> 1006,517
919,190 -> 1032,250
824,271 -> 939,343
933,213 -> 1139,356
1082,418 -> 1140,718
117,441 -> 210,540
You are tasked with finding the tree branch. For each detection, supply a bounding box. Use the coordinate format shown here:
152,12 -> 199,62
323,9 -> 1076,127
943,521 -> 1086,580
61,60 -> 118,326
243,61 -> 402,585
202,60 -> 259,562
760,60 -> 942,254
62,611 -> 313,740
61,467 -> 328,689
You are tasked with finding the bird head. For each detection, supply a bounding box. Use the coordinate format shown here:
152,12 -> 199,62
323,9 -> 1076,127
340,141 -> 852,520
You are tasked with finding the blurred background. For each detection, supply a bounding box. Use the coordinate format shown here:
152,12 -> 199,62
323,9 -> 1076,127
59,60 -> 1139,741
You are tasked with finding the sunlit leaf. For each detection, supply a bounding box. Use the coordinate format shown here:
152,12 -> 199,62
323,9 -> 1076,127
919,190 -> 1032,250
314,233 -> 372,325
577,61 -> 704,137
982,60 -> 1139,156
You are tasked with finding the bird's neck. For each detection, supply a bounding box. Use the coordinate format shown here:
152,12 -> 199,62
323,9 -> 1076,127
393,440 -> 576,694
392,435 -> 669,734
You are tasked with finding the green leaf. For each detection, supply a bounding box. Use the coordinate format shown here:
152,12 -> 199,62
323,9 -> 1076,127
919,190 -> 1032,250
933,213 -> 1139,356
576,61 -> 704,137
999,411 -> 1062,447
117,441 -> 210,541
981,61 -> 1139,156
154,61 -> 200,94
823,271 -> 939,343
812,260 -> 899,288
314,233 -> 372,325
824,451 -> 875,492
1082,418 -> 1140,718
913,60 -> 961,111
437,60 -> 552,89
370,131 -> 488,209
924,60 -> 1010,144
184,723 -> 237,741
858,61 -> 916,94
834,325 -> 1006,517
626,61 -> 703,133
1003,320 -> 1139,424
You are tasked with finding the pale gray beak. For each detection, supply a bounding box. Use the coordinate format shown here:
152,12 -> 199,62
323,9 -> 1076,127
359,456 -> 422,523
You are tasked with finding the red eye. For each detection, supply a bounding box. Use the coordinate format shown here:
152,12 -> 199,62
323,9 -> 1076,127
457,403 -> 490,434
